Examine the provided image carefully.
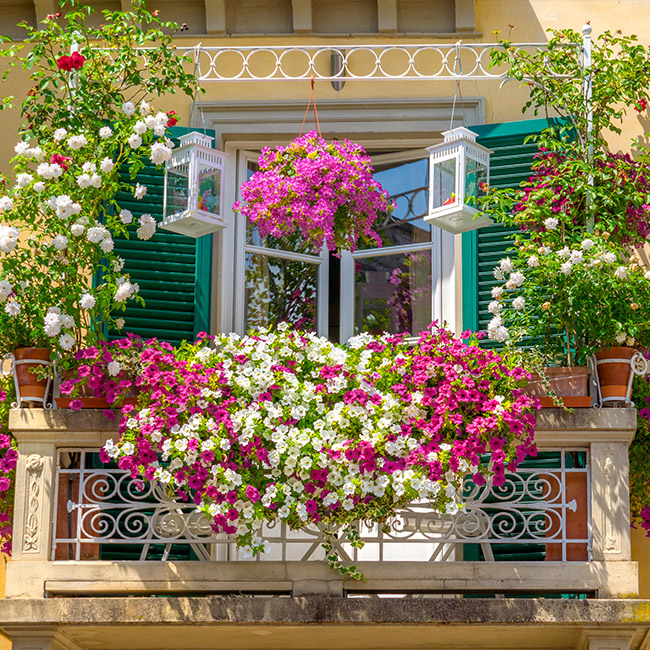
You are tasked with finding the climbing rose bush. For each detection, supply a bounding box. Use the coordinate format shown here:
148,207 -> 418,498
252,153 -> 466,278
233,131 -> 393,254
62,325 -> 540,558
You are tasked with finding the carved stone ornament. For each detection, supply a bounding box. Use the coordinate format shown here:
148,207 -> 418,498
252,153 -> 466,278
24,453 -> 45,553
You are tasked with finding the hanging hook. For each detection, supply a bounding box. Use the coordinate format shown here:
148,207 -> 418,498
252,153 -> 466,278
299,75 -> 322,137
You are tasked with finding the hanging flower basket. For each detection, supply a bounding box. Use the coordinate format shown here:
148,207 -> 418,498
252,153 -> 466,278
234,131 -> 394,254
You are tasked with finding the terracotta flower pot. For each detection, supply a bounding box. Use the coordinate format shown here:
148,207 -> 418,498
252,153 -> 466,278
12,347 -> 52,402
524,366 -> 592,408
595,346 -> 639,404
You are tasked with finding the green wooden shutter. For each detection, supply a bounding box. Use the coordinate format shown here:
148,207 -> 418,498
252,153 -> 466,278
461,118 -> 564,334
109,126 -> 213,345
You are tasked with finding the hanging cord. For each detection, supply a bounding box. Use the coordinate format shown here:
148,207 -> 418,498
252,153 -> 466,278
449,40 -> 467,130
189,43 -> 208,133
299,76 -> 322,136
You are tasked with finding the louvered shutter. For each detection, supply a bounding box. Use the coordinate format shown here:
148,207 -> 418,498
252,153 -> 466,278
109,126 -> 213,345
461,118 -> 564,335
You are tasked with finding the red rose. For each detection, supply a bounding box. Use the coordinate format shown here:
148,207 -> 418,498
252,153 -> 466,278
167,110 -> 179,126
70,52 -> 85,70
57,55 -> 73,71
50,153 -> 72,171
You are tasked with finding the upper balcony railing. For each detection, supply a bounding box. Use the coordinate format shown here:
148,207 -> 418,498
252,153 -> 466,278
6,408 -> 638,599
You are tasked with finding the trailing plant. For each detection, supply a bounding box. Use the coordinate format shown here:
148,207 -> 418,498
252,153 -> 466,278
630,366 -> 650,535
234,131 -> 394,254
62,325 -> 539,569
0,376 -> 16,555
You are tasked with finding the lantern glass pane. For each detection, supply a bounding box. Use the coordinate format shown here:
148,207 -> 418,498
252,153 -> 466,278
432,158 -> 456,209
465,158 -> 488,208
167,170 -> 190,216
197,163 -> 222,215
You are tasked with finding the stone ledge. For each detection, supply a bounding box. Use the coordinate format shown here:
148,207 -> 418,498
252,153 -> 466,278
1,596 -> 650,626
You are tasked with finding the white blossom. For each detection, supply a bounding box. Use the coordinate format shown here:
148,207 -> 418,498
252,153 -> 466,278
100,237 -> 114,253
560,262 -> 572,275
616,332 -> 627,344
37,163 -> 64,180
14,141 -> 30,155
60,313 -> 75,329
150,142 -> 172,165
581,238 -> 594,250
33,181 -> 45,193
512,296 -> 526,311
114,277 -> 138,302
134,120 -> 147,135
128,133 -> 142,149
0,225 -> 19,253
70,223 -> 85,237
100,157 -> 114,174
120,209 -> 133,224
107,361 -> 121,376
99,126 -> 112,139
139,101 -> 151,115
115,317 -> 125,330
134,183 -> 147,199
89,173 -> 102,188
527,255 -> 539,268
51,195 -> 81,220
59,333 -> 75,350
52,234 -> 68,251
0,280 -> 12,302
569,249 -> 583,264
614,266 -> 628,280
79,293 -> 96,310
136,214 -> 156,240
491,286 -> 504,299
544,217 -> 559,230
509,271 -> 525,287
77,173 -> 92,189
122,101 -> 136,115
558,247 -> 571,260
44,308 -> 62,337
67,134 -> 87,150
82,162 -> 96,173
602,252 -> 617,264
16,173 -> 33,188
0,196 -> 13,212
499,257 -> 514,273
53,128 -> 67,141
87,226 -> 109,244
4,300 -> 20,316
487,300 -> 502,315
645,270 -> 650,281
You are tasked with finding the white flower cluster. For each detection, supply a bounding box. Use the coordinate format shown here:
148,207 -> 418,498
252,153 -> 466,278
0,225 -> 19,253
43,306 -> 75,341
36,162 -> 64,180
136,214 -> 156,240
114,277 -> 138,302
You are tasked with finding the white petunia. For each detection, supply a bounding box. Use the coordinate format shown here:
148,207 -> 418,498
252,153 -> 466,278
53,128 -> 67,141
79,293 -> 96,310
0,196 -> 13,212
4,300 -> 20,316
100,157 -> 114,174
512,296 -> 526,311
59,333 -> 75,351
150,142 -> 172,165
128,133 -> 142,149
67,134 -> 88,150
136,214 -> 156,240
134,183 -> 147,200
107,361 -> 121,376
544,217 -> 559,230
119,209 -> 133,224
614,266 -> 628,280
16,173 -> 33,188
52,234 -> 68,251
99,126 -> 112,139
122,101 -> 136,115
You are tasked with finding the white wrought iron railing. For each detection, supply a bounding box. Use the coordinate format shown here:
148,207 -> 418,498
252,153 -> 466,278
52,448 -> 591,564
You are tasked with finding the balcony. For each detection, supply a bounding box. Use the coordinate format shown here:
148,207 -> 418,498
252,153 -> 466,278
5,407 -> 639,600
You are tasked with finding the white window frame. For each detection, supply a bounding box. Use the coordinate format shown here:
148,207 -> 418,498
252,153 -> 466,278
232,149 -> 329,337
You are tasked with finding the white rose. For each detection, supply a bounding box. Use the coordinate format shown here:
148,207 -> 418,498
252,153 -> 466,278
0,196 -> 14,212
89,173 -> 102,188
77,173 -> 92,189
499,257 -> 514,273
59,333 -> 75,351
134,183 -> 147,199
70,223 -> 85,237
33,181 -> 45,193
134,120 -> 147,135
14,141 -> 30,155
52,234 -> 68,251
488,300 -> 502,315
115,318 -> 125,330
4,300 -> 20,316
512,296 -> 526,311
581,238 -> 594,250
527,255 -> 539,268
491,286 -> 504,299
509,271 -> 525,287
0,280 -> 13,302
150,142 -> 172,165
67,134 -> 87,150
614,266 -> 628,280
558,246 -> 571,260
139,101 -> 151,115
544,217 -> 559,230
100,237 -> 114,253
99,126 -> 112,139
79,293 -> 96,310
120,209 -> 133,224
128,133 -> 142,149
560,262 -> 572,275
645,270 -> 650,281
602,252 -> 617,264
53,128 -> 67,141
136,214 -> 156,240
82,162 -> 96,173
122,101 -> 136,115
16,173 -> 33,188
616,332 -> 627,344
100,157 -> 114,173
570,250 -> 583,264
107,361 -> 121,377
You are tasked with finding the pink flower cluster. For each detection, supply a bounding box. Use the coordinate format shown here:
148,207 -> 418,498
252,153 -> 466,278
234,132 -> 393,253
93,325 -> 539,556
0,385 -> 17,555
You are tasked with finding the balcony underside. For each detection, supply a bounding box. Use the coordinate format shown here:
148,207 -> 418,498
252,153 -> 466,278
2,596 -> 650,650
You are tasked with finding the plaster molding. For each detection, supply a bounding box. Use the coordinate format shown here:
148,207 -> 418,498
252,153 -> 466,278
23,453 -> 45,554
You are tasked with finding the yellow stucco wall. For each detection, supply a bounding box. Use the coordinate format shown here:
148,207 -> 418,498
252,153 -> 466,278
0,555 -> 9,650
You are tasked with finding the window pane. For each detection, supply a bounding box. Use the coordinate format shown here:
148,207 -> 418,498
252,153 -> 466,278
243,159 -> 320,255
245,253 -> 318,332
355,251 -> 432,336
361,157 -> 430,249
432,157 -> 456,209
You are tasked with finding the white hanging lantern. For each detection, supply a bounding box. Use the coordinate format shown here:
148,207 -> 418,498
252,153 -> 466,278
162,132 -> 228,238
425,127 -> 493,234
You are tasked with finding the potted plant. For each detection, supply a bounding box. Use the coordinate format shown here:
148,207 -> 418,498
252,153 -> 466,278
234,131 -> 394,254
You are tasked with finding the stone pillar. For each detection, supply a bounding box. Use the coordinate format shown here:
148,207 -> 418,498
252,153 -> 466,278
11,442 -> 56,562
584,632 -> 633,650
591,441 -> 632,562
